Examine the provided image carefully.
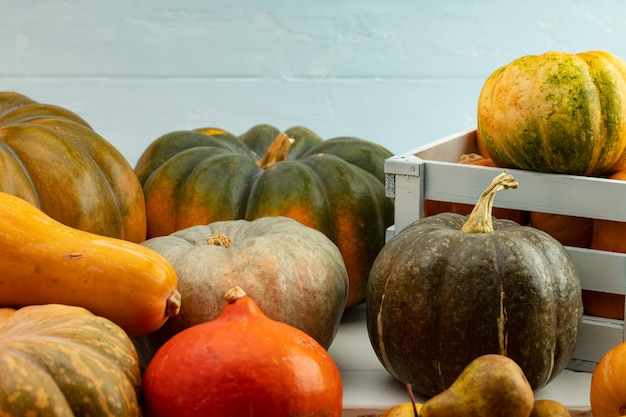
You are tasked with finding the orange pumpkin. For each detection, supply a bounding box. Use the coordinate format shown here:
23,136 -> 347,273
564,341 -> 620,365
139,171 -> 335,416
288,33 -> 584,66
142,286 -> 343,417
585,169 -> 626,320
529,212 -> 593,248
424,153 -> 530,225
590,341 -> 626,417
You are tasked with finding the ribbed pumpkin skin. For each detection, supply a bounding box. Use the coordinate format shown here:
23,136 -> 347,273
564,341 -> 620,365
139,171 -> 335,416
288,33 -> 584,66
478,50 -> 626,176
0,91 -> 146,242
366,213 -> 583,397
135,217 -> 348,361
136,124 -> 394,307
0,304 -> 141,416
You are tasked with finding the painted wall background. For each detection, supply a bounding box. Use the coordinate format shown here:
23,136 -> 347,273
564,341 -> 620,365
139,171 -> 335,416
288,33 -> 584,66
3,0 -> 626,166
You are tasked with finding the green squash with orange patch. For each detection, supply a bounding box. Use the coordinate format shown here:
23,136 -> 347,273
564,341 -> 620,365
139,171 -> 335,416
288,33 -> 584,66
478,50 -> 626,176
135,124 -> 394,308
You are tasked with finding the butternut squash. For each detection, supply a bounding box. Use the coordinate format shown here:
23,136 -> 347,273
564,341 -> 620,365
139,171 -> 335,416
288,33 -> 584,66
0,191 -> 180,336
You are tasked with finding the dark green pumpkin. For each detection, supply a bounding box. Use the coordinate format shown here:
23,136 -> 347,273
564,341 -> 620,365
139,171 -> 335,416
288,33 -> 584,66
366,171 -> 583,397
135,124 -> 394,307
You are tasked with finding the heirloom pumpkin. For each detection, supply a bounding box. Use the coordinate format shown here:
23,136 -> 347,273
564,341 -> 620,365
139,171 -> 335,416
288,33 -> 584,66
0,304 -> 141,416
133,216 -> 348,366
0,91 -> 146,242
0,191 -> 180,336
477,50 -> 626,176
142,286 -> 343,417
366,171 -> 583,397
135,124 -> 394,307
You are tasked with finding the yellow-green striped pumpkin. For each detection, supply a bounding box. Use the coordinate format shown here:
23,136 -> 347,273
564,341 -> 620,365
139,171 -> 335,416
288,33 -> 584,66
478,50 -> 626,176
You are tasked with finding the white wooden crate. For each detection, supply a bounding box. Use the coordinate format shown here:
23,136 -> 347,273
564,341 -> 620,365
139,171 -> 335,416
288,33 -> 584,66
384,129 -> 626,367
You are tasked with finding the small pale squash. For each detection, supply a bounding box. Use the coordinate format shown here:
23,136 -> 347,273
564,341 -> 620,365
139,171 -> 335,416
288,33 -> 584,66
366,171 -> 583,397
0,91 -> 146,242
0,191 -> 180,336
0,304 -> 141,416
133,216 -> 348,366
142,287 -> 343,417
135,124 -> 394,307
478,50 -> 626,176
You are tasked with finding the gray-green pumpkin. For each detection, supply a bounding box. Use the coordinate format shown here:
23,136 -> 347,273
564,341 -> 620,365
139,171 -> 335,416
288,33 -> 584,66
366,171 -> 583,397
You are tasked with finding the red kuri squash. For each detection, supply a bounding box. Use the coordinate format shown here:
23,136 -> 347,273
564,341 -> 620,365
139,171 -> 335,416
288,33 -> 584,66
142,286 -> 343,417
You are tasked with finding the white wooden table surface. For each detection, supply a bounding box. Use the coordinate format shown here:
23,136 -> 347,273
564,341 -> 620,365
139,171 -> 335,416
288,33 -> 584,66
328,304 -> 593,417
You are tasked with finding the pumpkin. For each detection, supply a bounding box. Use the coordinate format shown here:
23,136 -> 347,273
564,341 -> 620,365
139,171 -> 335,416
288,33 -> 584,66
585,169 -> 626,320
0,91 -> 146,242
477,50 -> 626,176
424,153 -> 530,225
0,303 -> 141,416
529,212 -> 593,248
590,341 -> 626,417
135,124 -> 394,307
0,190 -> 180,336
366,171 -> 583,397
133,216 -> 348,366
142,286 -> 343,417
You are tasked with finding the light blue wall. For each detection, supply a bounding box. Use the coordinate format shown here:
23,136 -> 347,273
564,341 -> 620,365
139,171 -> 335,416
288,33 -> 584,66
3,0 -> 626,165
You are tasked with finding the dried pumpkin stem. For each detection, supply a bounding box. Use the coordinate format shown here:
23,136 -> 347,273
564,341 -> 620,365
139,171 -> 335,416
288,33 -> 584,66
460,170 -> 518,234
166,290 -> 182,317
224,286 -> 247,303
257,132 -> 294,169
206,233 -> 232,247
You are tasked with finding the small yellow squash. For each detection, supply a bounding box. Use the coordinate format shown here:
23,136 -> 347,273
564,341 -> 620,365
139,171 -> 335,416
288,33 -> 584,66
0,191 -> 180,336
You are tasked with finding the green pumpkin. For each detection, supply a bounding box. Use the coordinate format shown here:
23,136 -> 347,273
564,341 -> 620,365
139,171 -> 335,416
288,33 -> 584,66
135,124 -> 394,307
477,50 -> 626,176
0,91 -> 146,243
366,171 -> 583,397
0,304 -> 140,416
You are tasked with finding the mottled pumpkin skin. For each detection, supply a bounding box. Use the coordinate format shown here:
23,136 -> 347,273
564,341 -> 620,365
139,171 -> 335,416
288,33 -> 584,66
0,91 -> 146,242
0,304 -> 141,416
133,217 -> 348,369
366,213 -> 583,397
136,124 -> 394,307
478,50 -> 626,176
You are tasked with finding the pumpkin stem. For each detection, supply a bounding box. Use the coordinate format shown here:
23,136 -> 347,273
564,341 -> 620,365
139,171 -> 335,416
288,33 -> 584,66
166,290 -> 182,317
206,233 -> 232,247
460,170 -> 518,234
257,132 -> 294,169
224,286 -> 247,303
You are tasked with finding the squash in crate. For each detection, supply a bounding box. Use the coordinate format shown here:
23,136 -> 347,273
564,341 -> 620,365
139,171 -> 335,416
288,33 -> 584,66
135,124 -> 394,307
0,191 -> 180,336
133,216 -> 348,368
587,169 -> 626,320
478,50 -> 626,176
366,171 -> 583,397
142,286 -> 343,417
0,304 -> 141,416
424,153 -> 529,225
0,91 -> 146,242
